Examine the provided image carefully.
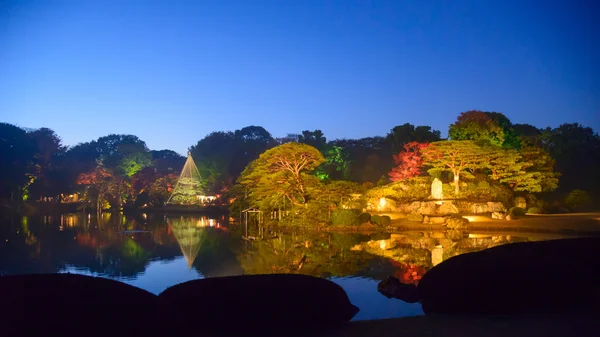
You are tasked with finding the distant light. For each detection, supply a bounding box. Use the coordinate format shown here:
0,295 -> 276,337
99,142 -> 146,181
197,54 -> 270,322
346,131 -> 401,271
379,198 -> 386,208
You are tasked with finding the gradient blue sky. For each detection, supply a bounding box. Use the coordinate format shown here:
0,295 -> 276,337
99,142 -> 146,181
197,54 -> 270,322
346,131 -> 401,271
1,0 -> 598,155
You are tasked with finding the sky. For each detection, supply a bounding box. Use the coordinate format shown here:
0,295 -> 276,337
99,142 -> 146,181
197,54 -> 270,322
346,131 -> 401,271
1,0 -> 598,155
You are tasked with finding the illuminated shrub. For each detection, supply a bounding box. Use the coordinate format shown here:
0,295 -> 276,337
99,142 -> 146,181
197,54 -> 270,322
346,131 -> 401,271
565,190 -> 591,211
371,214 -> 382,225
380,215 -> 391,226
358,212 -> 371,223
509,207 -> 526,217
526,207 -> 542,214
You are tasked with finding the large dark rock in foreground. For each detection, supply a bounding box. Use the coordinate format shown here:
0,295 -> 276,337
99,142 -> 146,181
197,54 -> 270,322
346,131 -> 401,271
0,273 -> 169,337
379,238 -> 600,315
158,274 -> 359,335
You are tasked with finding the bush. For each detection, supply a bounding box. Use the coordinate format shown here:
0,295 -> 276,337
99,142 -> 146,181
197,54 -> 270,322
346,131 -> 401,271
509,207 -> 526,217
358,212 -> 371,223
407,213 -> 424,222
565,190 -> 591,211
380,215 -> 391,226
332,209 -> 361,226
370,214 -> 382,225
527,207 -> 542,214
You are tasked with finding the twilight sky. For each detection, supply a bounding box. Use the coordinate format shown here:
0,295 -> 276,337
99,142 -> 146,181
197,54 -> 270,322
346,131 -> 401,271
1,0 -> 598,155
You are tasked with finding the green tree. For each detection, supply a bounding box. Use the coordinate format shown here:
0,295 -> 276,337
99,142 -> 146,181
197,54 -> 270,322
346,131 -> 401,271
387,123 -> 441,154
298,130 -> 327,152
0,123 -> 36,201
486,147 -> 558,193
316,145 -> 350,180
448,110 -> 506,147
422,141 -> 487,195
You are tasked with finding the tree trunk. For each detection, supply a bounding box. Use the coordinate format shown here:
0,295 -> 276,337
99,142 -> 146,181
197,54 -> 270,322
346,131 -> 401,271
453,171 -> 460,195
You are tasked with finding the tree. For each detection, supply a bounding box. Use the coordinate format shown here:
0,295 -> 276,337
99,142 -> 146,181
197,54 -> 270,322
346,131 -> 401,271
316,145 -> 350,180
448,110 -> 506,147
96,134 -> 150,173
0,123 -> 36,200
421,141 -> 487,195
119,152 -> 152,177
513,124 -> 542,148
27,127 -> 67,200
237,143 -> 325,209
298,130 -> 327,152
389,142 -> 430,182
150,150 -> 186,174
77,166 -> 115,210
329,137 -> 393,183
387,123 -> 440,154
189,131 -> 238,193
541,123 -> 600,193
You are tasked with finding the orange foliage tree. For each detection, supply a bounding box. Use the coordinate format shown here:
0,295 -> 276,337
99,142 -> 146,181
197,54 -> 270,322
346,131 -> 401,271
388,142 -> 429,182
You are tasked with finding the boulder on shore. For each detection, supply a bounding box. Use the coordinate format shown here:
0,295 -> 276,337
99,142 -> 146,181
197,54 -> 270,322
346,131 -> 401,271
378,238 -> 600,315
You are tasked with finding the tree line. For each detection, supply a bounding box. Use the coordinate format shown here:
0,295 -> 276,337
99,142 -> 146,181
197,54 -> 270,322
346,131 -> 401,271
1,110 -> 599,212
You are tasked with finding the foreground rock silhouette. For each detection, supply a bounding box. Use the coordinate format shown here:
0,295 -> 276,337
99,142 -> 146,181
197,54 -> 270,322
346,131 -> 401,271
0,273 -> 358,337
378,237 -> 600,314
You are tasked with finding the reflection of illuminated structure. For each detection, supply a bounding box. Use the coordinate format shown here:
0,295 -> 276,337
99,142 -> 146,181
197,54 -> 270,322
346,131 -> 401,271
167,152 -> 217,205
168,216 -> 222,269
169,217 -> 205,269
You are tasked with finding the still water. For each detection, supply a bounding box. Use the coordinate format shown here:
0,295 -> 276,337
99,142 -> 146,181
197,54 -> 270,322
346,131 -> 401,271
0,212 -> 584,320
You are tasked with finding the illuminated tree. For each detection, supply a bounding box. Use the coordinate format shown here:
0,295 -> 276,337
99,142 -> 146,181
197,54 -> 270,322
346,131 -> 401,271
389,142 -> 430,182
237,143 -> 325,209
422,141 -> 487,195
316,145 -> 350,180
77,166 -> 115,210
119,152 -> 152,177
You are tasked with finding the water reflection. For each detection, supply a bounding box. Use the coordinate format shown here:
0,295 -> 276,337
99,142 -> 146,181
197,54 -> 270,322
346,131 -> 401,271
0,213 -> 587,320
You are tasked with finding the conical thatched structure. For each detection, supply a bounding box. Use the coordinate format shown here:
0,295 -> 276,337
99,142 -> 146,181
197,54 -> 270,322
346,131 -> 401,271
169,217 -> 205,269
167,152 -> 204,205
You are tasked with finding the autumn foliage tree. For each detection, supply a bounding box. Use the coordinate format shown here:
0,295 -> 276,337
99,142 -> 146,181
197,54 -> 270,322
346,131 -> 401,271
388,142 -> 429,182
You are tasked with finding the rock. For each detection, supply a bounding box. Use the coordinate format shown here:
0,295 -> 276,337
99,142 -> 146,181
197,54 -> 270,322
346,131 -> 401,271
408,201 -> 438,215
445,229 -> 467,241
431,178 -> 443,200
413,238 -> 600,315
487,202 -> 506,213
377,276 -> 420,303
505,214 -> 512,221
446,216 -> 469,230
159,274 -> 360,329
429,216 -> 446,225
437,202 -> 459,214
406,213 -> 424,222
471,203 -> 489,213
491,211 -> 506,220
515,196 -> 527,209
418,237 -> 437,250
423,216 -> 430,224
430,232 -> 446,239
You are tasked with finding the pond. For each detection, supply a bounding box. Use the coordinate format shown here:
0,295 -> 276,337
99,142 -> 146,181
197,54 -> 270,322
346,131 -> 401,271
0,212 -> 587,321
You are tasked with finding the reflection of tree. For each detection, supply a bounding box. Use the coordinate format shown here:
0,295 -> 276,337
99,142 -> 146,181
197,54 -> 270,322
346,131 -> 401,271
239,231 -> 375,277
